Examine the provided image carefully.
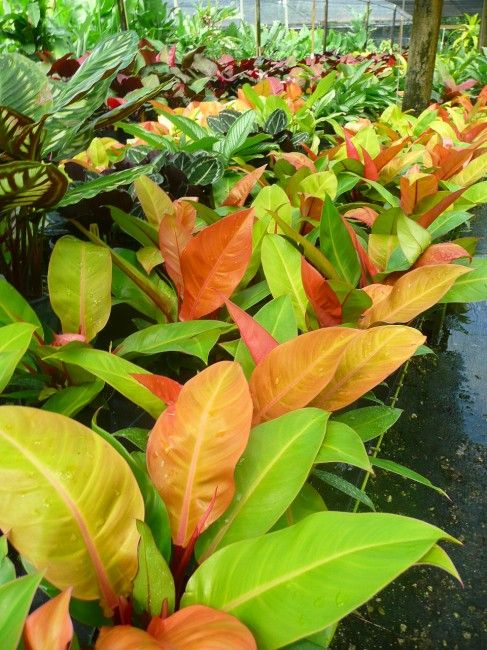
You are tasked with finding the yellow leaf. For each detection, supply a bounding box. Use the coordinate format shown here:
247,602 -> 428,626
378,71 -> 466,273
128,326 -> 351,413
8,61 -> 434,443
134,175 -> 174,227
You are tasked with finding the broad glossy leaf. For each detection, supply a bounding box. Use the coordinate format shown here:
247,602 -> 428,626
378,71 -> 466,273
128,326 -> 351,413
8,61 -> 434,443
0,279 -> 41,329
197,409 -> 328,559
0,407 -> 144,610
133,521 -> 174,617
313,468 -> 375,510
133,374 -> 183,405
110,207 -> 159,248
0,161 -> 67,211
23,588 -> 73,650
47,347 -> 165,418
312,326 -> 425,411
179,210 -> 253,321
147,362 -> 252,547
360,265 -> 471,326
115,321 -> 231,363
182,512 -> 456,650
414,243 -> 469,267
250,328 -> 360,423
300,172 -> 338,200
333,406 -> 402,442
225,298 -> 278,366
320,196 -> 360,286
450,151 -> 487,186
48,237 -> 111,341
0,323 -> 36,393
135,175 -> 174,227
440,258 -> 487,303
0,574 -> 41,650
315,421 -> 371,471
396,214 -> 431,265
0,536 -> 15,585
96,606 -> 257,649
261,234 -> 308,330
416,189 -> 465,229
223,165 -> 266,207
234,296 -> 297,378
42,380 -> 105,418
272,484 -> 327,531
301,258 -> 342,327
159,201 -> 196,294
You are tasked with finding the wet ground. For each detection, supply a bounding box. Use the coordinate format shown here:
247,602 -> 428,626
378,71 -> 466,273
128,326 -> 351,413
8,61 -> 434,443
334,216 -> 487,649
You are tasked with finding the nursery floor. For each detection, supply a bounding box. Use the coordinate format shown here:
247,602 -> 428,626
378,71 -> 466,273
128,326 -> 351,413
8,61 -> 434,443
335,214 -> 487,649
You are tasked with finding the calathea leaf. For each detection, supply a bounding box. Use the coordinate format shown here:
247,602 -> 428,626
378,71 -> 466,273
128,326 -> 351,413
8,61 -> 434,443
0,161 -> 67,212
0,106 -> 46,162
264,109 -> 288,135
0,407 -> 144,612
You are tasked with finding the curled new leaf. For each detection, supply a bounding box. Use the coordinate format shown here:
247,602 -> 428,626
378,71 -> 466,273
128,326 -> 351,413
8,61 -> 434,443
147,362 -> 253,547
0,407 -> 144,611
179,209 -> 254,320
249,328 -> 360,423
23,588 -> 73,650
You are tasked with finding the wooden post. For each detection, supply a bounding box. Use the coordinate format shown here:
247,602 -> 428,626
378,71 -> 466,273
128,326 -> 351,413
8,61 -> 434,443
322,0 -> 329,52
480,0 -> 487,50
398,0 -> 406,52
364,0 -> 371,50
311,0 -> 317,56
283,0 -> 289,30
391,6 -> 397,50
402,0 -> 444,114
255,0 -> 261,57
117,0 -> 129,30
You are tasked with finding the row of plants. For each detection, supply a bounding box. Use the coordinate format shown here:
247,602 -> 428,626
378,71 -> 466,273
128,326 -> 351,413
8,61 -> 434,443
1,28 -> 487,649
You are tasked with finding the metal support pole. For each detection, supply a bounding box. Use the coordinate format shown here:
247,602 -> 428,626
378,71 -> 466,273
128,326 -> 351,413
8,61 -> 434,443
364,0 -> 371,51
283,0 -> 289,30
240,0 -> 244,23
322,0 -> 329,53
391,6 -> 397,50
311,0 -> 317,56
398,0 -> 406,53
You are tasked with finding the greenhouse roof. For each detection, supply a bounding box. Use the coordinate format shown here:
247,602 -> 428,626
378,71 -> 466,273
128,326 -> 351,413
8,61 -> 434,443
388,1 -> 483,17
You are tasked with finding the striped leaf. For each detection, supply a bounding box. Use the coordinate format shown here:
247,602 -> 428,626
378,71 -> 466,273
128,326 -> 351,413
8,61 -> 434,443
0,161 -> 67,212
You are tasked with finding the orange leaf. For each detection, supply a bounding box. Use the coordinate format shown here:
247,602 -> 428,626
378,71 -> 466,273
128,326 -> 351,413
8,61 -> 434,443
311,326 -> 425,411
400,174 -> 438,215
224,298 -> 278,364
344,131 -> 360,161
374,138 -> 408,172
360,264 -> 471,327
343,207 -> 378,228
414,243 -> 470,267
179,209 -> 253,321
222,165 -> 267,207
433,147 -> 474,180
133,374 -> 183,404
159,200 -> 196,295
151,605 -> 257,649
301,257 -> 342,327
96,626 -> 166,649
23,588 -> 73,650
147,361 -> 253,547
249,327 -> 360,424
361,147 -> 379,181
416,188 -> 465,228
277,152 -> 316,172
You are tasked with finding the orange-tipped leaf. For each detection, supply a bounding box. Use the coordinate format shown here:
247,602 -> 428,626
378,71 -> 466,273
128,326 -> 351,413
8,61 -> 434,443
23,589 -> 73,650
224,298 -> 278,365
301,258 -> 342,327
159,200 -> 196,295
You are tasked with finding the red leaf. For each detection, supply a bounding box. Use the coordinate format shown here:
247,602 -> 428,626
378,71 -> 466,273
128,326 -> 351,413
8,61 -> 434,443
433,147 -> 474,180
159,200 -> 196,296
224,298 -> 278,364
343,207 -> 378,227
341,218 -> 378,285
417,188 -> 466,228
23,588 -> 73,650
414,243 -> 470,267
133,374 -> 183,404
107,97 -> 126,109
276,152 -> 316,172
400,174 -> 438,215
344,131 -> 360,161
373,138 -> 408,172
301,258 -> 342,327
168,44 -> 177,67
361,146 -> 379,181
179,209 -> 253,321
222,165 -> 266,207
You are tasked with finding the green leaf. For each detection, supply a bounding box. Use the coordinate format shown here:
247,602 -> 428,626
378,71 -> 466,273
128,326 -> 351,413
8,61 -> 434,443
272,484 -> 327,531
114,428 -> 149,451
372,458 -> 448,497
0,161 -> 67,212
304,72 -> 336,108
0,279 -> 42,330
0,536 -> 15,585
95,81 -> 173,129
115,321 -> 231,363
426,210 -> 471,240
417,544 -> 461,582
57,165 -> 154,207
46,347 -> 165,418
0,53 -> 52,120
110,207 -> 159,248
48,236 -> 111,342
261,234 -> 308,330
440,258 -> 487,303
0,573 -> 42,650
197,409 -> 328,560
396,213 -> 431,265
182,512 -> 456,650
133,521 -> 175,616
159,112 -> 208,141
315,421 -> 371,471
234,296 -> 297,378
222,110 -> 256,161
300,172 -> 338,200
320,196 -> 360,286
232,281 -> 270,311
313,469 -> 375,510
366,180 -> 400,207
41,380 -> 105,418
333,406 -> 402,442
116,122 -> 177,152
0,323 -> 36,394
